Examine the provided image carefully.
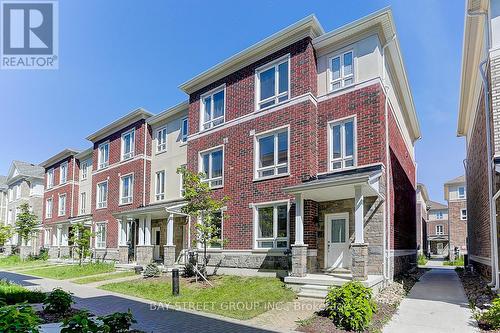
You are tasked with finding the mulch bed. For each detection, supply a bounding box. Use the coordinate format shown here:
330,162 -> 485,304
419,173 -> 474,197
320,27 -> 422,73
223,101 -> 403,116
297,268 -> 427,333
37,308 -> 92,324
455,268 -> 499,332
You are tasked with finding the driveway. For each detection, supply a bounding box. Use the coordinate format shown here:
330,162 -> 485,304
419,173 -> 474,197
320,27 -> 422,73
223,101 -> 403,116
0,270 -> 281,333
384,268 -> 478,333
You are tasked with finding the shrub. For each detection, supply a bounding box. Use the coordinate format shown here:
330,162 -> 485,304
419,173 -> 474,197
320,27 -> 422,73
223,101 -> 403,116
0,303 -> 41,333
417,254 -> 427,266
60,310 -> 100,333
0,279 -> 46,305
324,281 -> 377,332
99,310 -> 136,332
143,263 -> 160,278
43,288 -> 73,313
28,248 -> 48,261
478,297 -> 500,330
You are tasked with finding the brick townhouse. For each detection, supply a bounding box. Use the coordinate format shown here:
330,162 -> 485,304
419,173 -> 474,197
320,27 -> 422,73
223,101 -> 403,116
416,183 -> 429,255
426,201 -> 449,257
444,176 -> 468,260
458,0 -> 500,289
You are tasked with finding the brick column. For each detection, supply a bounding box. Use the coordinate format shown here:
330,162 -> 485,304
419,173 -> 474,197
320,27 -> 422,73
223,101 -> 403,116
351,243 -> 368,281
164,245 -> 176,268
291,244 -> 308,277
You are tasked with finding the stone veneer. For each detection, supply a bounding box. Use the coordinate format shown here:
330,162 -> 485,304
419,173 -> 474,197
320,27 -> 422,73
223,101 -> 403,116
205,250 -> 290,270
135,245 -> 154,265
93,248 -> 119,262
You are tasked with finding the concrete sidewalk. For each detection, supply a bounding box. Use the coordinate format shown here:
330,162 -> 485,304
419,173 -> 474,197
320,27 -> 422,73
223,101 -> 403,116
384,268 -> 478,333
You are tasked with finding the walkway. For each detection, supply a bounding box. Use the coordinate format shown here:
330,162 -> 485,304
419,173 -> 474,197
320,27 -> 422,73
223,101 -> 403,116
384,268 -> 478,333
0,270 -> 281,333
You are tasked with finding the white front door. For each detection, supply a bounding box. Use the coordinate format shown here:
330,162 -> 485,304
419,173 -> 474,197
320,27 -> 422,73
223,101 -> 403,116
325,213 -> 350,269
152,227 -> 161,260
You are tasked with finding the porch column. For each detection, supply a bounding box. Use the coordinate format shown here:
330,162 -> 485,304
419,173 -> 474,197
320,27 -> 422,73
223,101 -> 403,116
164,213 -> 176,268
291,193 -> 308,277
144,214 -> 152,246
138,217 -> 145,245
117,218 -> 128,264
136,215 -> 153,265
352,185 -> 368,281
354,185 -> 364,244
166,214 -> 174,246
118,219 -> 125,246
294,193 -> 304,245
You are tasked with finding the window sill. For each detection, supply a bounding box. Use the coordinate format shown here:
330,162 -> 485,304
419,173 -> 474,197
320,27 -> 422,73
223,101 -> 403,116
328,82 -> 355,95
121,156 -> 134,163
119,201 -> 133,207
96,206 -> 107,210
179,141 -> 188,147
327,165 -> 358,174
257,98 -> 290,113
199,122 -> 225,134
155,150 -> 167,156
253,173 -> 290,183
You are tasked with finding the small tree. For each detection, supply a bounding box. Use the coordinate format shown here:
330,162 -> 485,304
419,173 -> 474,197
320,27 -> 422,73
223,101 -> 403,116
70,223 -> 94,266
15,203 -> 38,246
177,166 -> 228,277
0,225 -> 13,246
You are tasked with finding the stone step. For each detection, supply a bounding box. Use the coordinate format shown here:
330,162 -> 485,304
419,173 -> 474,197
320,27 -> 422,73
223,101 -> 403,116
298,284 -> 330,298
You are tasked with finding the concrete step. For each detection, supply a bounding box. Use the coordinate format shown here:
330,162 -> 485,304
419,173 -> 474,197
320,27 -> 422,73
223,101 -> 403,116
298,284 -> 330,298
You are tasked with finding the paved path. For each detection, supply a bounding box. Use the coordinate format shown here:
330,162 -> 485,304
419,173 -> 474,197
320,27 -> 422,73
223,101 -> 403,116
0,270 -> 281,333
384,268 -> 478,333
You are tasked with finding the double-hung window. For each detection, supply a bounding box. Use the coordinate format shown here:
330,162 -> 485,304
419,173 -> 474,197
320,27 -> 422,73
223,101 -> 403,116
155,171 -> 165,201
436,225 -> 444,235
256,57 -> 289,110
330,118 -> 355,170
255,128 -> 288,179
97,181 -> 108,209
330,50 -> 354,91
58,194 -> 66,216
254,202 -> 289,249
120,174 -> 133,204
461,209 -> 467,220
157,127 -> 167,153
98,142 -> 109,169
201,87 -> 225,130
200,148 -> 223,188
60,162 -> 68,184
436,211 -> 443,220
181,117 -> 189,142
96,223 -> 106,249
121,129 -> 135,160
80,192 -> 87,215
45,198 -> 52,218
458,186 -> 466,199
47,169 -> 54,188
81,161 -> 88,180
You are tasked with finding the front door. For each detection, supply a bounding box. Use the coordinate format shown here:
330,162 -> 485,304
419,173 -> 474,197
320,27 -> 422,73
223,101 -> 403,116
437,242 -> 444,255
325,213 -> 350,269
152,227 -> 161,260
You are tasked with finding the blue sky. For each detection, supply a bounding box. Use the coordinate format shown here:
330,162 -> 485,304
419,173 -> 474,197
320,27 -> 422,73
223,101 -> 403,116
0,0 -> 464,203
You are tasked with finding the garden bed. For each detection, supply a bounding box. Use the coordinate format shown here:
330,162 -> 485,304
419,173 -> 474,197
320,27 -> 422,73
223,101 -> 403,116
36,307 -> 87,324
298,269 -> 428,333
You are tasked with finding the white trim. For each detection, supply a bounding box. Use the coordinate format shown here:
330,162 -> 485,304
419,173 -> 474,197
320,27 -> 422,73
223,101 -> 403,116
80,192 -> 87,215
199,145 -> 225,189
121,128 -> 135,161
324,212 -> 349,268
80,159 -> 89,180
255,54 -> 291,111
328,48 -> 355,92
59,162 -> 68,184
119,173 -> 134,205
252,199 -> 290,249
155,170 -> 166,202
96,180 -> 108,209
199,84 -> 226,132
46,168 -> 54,189
156,126 -> 168,154
92,154 -> 149,176
436,224 -> 444,235
97,141 -> 110,170
179,164 -> 186,198
253,125 -> 290,181
45,197 -> 53,219
181,117 -> 189,143
460,208 -> 467,220
95,222 -> 107,249
58,193 -> 66,217
328,116 -> 357,171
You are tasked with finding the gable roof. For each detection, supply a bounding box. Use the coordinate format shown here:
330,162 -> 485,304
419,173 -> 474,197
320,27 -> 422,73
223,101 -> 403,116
40,149 -> 81,169
86,108 -> 153,142
7,160 -> 44,184
444,175 -> 465,185
428,200 -> 448,210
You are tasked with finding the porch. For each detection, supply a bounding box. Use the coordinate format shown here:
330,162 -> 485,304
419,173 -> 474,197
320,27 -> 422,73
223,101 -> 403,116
114,201 -> 189,267
282,165 -> 386,291
46,216 -> 92,259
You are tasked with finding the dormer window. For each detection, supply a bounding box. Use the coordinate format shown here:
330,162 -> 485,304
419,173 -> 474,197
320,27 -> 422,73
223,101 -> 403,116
256,56 -> 289,110
200,86 -> 225,131
121,129 -> 135,160
330,50 -> 354,91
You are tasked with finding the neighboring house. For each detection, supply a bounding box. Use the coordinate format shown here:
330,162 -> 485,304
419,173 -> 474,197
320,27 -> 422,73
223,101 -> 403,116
426,201 -> 449,257
2,161 -> 44,254
180,7 -> 420,289
444,176 -> 468,260
457,0 -> 500,289
416,183 -> 429,255
0,176 -> 8,228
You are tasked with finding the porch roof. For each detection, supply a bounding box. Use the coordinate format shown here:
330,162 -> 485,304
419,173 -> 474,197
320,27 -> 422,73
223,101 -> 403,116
112,199 -> 186,220
428,235 -> 449,241
282,165 -> 383,201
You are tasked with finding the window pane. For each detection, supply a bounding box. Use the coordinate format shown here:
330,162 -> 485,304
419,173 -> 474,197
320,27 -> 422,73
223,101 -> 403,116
211,150 -> 223,178
277,205 -> 287,237
203,97 -> 211,121
331,57 -> 340,80
344,78 -> 353,86
258,207 -> 273,238
278,131 -> 288,165
202,154 -> 210,177
259,135 -> 274,168
343,52 -> 353,75
260,67 -> 275,101
331,219 -> 345,243
345,121 -> 354,157
332,125 -> 341,159
213,91 -> 224,119
278,61 -> 288,94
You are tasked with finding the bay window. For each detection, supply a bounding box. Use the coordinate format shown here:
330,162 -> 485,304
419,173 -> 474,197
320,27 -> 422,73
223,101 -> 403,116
330,118 -> 355,170
254,202 -> 289,249
200,87 -> 225,130
200,148 -> 223,188
255,128 -> 288,179
256,56 -> 289,110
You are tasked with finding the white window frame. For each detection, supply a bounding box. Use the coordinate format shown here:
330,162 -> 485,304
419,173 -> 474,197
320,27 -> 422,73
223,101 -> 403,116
156,126 -> 167,153
436,211 -> 443,220
460,209 -> 467,220
80,192 -> 87,215
119,173 -> 134,205
328,49 -> 355,91
121,129 -> 135,161
45,198 -> 52,219
95,222 -> 107,249
199,146 -> 224,188
180,164 -> 186,197
96,181 -> 108,209
81,160 -> 88,180
255,55 -> 290,111
47,168 -> 54,188
253,200 -> 290,249
458,186 -> 466,199
254,126 -> 290,180
44,229 -> 51,246
15,184 -> 21,199
155,170 -> 166,201
98,142 -> 110,170
436,225 -> 444,235
328,116 -> 357,171
60,162 -> 68,184
200,85 -> 226,131
58,194 -> 66,217
181,117 -> 189,142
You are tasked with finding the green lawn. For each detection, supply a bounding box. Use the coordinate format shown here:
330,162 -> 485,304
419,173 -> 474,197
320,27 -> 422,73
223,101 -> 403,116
444,256 -> 465,267
72,271 -> 137,284
0,255 -> 49,270
0,279 -> 46,305
100,275 -> 296,320
21,263 -> 115,280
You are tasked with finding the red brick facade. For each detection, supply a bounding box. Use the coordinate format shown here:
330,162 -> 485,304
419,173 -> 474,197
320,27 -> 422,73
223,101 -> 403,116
448,200 -> 467,254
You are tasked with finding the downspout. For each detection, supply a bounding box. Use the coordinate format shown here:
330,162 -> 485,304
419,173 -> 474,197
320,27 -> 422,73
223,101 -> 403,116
382,34 -> 396,282
468,9 -> 499,290
143,123 -> 147,207
70,156 -> 76,218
